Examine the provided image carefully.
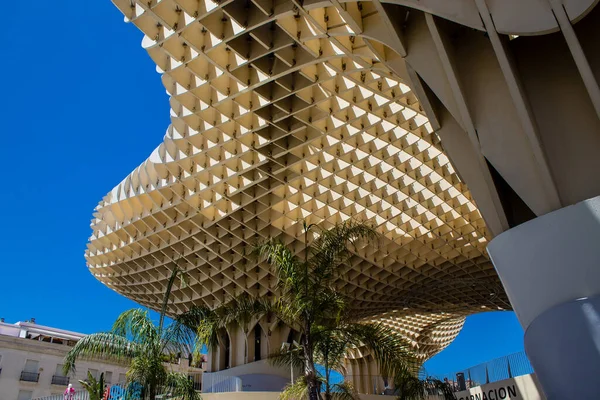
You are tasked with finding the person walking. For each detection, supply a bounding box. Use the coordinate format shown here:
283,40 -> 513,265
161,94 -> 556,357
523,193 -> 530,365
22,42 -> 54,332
63,383 -> 75,400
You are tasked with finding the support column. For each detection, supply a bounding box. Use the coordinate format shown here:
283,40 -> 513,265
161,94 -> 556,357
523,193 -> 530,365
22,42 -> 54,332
488,196 -> 600,399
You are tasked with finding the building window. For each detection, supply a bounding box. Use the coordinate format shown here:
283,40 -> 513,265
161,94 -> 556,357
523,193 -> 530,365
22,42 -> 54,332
21,360 -> 39,382
105,371 -> 113,384
24,359 -> 39,372
88,369 -> 99,379
17,390 -> 33,400
52,364 -> 69,386
118,373 -> 127,384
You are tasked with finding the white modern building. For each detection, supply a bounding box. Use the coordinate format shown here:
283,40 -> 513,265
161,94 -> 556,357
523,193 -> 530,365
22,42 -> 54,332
0,320 -> 202,400
89,0 -> 600,397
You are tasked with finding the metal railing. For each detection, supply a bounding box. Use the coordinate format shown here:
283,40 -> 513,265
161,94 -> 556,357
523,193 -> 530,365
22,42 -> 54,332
34,383 -> 135,400
34,379 -> 203,400
202,372 -> 243,393
51,375 -> 70,385
437,351 -> 534,391
343,375 -> 451,398
20,370 -> 40,382
342,375 -> 388,395
35,393 -> 89,400
188,373 -> 202,391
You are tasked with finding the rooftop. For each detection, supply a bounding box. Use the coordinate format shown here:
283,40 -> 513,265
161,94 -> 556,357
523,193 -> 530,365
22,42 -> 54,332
0,319 -> 83,346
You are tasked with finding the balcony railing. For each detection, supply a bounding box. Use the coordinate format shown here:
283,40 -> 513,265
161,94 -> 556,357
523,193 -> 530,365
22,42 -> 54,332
202,373 -> 242,393
436,350 -> 534,391
33,380 -> 200,400
33,393 -> 89,400
20,370 -> 40,382
51,375 -> 70,385
188,374 -> 202,391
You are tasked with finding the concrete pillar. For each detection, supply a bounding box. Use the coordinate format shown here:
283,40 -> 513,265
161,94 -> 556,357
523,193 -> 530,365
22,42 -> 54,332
488,196 -> 600,399
230,325 -> 246,368
207,347 -> 216,373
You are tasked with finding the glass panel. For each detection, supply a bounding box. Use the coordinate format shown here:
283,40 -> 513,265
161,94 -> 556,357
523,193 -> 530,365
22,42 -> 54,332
55,364 -> 64,376
24,360 -> 38,373
17,390 -> 33,400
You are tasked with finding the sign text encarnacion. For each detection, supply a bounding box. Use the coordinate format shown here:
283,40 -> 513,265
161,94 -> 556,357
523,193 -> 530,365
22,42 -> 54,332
456,385 -> 518,400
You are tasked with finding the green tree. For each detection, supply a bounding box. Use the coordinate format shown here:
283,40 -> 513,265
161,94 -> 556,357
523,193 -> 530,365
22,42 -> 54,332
79,371 -> 104,400
63,268 -> 201,400
193,221 -> 418,400
392,373 -> 456,400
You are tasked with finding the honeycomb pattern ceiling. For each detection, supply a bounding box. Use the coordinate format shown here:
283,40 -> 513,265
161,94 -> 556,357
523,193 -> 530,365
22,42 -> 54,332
87,0 -> 511,359
350,311 -> 467,363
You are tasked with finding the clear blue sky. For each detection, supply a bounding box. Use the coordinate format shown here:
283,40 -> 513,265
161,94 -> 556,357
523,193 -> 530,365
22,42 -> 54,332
0,0 -> 524,377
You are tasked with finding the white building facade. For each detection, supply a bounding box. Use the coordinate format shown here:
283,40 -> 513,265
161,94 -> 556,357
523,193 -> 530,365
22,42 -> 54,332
0,320 -> 202,400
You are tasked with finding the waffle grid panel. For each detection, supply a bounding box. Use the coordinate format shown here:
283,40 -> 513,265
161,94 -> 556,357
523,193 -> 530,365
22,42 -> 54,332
88,0 -> 510,360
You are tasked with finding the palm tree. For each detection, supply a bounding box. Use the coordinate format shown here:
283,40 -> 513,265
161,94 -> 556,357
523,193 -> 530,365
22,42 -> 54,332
392,372 -> 456,400
79,371 -> 105,400
194,221 -> 418,400
63,268 -> 202,400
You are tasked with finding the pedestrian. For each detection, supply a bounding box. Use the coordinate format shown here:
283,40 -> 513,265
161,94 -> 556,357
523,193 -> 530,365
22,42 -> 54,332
103,384 -> 111,400
63,383 -> 75,400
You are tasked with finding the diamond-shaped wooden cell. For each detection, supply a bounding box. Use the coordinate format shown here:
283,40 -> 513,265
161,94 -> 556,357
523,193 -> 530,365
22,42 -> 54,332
87,0 -> 511,361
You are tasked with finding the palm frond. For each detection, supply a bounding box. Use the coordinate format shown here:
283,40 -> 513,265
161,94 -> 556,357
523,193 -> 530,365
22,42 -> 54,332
63,333 -> 139,375
195,294 -> 275,355
418,378 -> 456,400
196,314 -> 220,353
309,290 -> 347,328
163,372 -> 202,400
194,303 -> 234,353
268,343 -> 305,371
337,323 -> 416,378
312,327 -> 349,374
330,381 -> 358,400
392,371 -> 431,400
175,305 -> 213,330
254,239 -> 305,295
268,298 -> 303,328
79,371 -> 105,400
279,376 -> 311,400
112,309 -> 159,345
219,295 -> 268,331
310,221 -> 376,282
163,305 -> 214,356
127,354 -> 168,394
162,318 -> 198,356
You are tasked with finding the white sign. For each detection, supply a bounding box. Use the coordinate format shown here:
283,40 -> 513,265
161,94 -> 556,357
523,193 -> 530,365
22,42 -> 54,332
453,374 -> 545,400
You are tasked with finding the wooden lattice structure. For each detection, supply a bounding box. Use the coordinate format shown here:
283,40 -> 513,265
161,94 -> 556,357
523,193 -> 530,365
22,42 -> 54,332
86,0 -> 512,361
